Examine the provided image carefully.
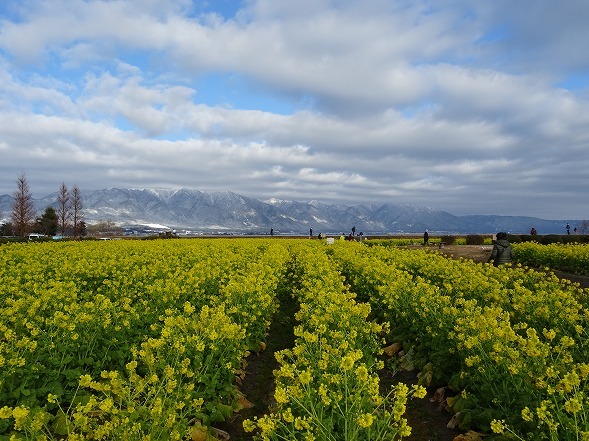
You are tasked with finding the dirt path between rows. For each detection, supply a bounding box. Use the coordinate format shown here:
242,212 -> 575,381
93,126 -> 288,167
219,302 -> 462,441
217,263 -> 463,441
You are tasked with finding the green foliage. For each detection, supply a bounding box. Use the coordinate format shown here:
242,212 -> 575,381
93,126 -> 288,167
519,235 -> 536,243
562,235 -> 580,244
506,234 -> 522,243
540,234 -> 563,245
35,207 -> 58,236
0,236 -> 27,245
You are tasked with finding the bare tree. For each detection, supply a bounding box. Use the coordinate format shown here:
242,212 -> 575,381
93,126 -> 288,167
57,182 -> 71,236
579,220 -> 589,235
11,173 -> 36,237
71,185 -> 84,239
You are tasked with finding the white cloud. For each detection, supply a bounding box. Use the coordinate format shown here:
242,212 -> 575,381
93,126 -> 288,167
0,0 -> 588,220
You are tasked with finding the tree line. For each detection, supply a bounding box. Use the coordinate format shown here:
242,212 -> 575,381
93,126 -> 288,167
0,173 -> 85,238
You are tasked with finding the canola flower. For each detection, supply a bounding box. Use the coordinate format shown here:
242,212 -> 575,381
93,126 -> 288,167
3,237 -> 588,440
330,242 -> 589,440
514,242 -> 589,276
0,239 -> 289,439
245,243 -> 423,441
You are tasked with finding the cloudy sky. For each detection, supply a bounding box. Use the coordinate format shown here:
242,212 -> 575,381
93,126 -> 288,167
1,0 -> 588,219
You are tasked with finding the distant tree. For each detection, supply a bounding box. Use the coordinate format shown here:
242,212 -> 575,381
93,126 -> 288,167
79,221 -> 87,237
71,185 -> 84,238
11,173 -> 36,237
0,222 -> 13,236
579,220 -> 589,235
56,182 -> 71,236
35,206 -> 58,236
87,220 -> 123,236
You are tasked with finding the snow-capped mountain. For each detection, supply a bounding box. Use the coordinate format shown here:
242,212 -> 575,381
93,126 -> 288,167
0,187 -> 579,234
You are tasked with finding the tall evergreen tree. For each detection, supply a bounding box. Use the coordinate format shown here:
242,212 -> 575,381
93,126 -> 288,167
11,173 -> 35,237
36,206 -> 58,236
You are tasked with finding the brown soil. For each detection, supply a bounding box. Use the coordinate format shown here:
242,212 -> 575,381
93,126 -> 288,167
215,293 -> 298,440
385,370 -> 462,441
219,351 -> 462,441
428,244 -> 493,264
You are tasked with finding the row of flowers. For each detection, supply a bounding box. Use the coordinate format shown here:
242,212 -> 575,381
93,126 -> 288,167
513,242 -> 589,276
0,239 -> 290,439
329,242 -> 589,440
245,241 -> 426,440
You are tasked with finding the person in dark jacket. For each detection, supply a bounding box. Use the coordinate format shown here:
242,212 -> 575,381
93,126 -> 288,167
488,232 -> 513,266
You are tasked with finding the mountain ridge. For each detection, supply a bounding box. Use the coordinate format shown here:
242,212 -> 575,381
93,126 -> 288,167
0,188 -> 580,235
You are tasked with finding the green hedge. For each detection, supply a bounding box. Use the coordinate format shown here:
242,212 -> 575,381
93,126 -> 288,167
440,235 -> 456,245
465,235 -> 485,245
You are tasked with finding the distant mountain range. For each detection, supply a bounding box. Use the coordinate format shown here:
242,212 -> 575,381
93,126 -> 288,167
0,187 -> 580,235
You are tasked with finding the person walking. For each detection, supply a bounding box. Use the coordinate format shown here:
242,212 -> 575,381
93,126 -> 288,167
423,230 -> 429,246
488,232 -> 513,266
566,223 -> 571,235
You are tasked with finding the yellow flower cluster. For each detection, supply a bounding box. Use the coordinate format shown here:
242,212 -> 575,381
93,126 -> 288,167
514,242 -> 589,276
4,237 -> 586,440
0,239 -> 289,439
245,242 -> 424,441
330,241 -> 589,440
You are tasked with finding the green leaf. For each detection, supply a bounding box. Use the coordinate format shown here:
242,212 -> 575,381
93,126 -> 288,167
64,369 -> 81,380
43,380 -> 65,397
52,410 -> 70,436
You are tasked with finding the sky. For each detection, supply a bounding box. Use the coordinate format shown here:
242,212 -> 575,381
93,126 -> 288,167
1,0 -> 588,220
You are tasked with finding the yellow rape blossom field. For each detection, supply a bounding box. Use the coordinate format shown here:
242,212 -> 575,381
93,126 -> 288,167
1,238 -> 589,440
